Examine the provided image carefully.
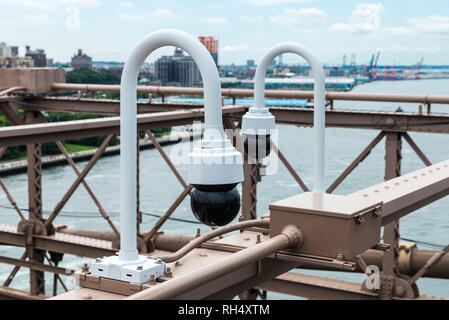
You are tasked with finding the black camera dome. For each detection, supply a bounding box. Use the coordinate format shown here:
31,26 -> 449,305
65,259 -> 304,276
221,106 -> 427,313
191,184 -> 241,226
244,134 -> 271,160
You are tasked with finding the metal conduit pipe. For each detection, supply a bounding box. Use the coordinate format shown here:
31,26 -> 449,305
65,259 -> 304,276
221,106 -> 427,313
125,225 -> 303,300
0,86 -> 26,97
151,218 -> 270,263
53,228 -> 449,279
50,83 -> 449,105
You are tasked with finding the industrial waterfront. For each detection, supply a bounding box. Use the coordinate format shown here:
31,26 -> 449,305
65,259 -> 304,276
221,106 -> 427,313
0,78 -> 448,299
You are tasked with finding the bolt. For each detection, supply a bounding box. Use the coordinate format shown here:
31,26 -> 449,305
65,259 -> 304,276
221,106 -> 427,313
165,267 -> 172,277
82,262 -> 89,273
373,209 -> 381,217
394,284 -> 405,297
256,234 -> 261,244
156,259 -> 162,264
336,254 -> 344,261
149,274 -> 156,284
355,216 -> 365,224
195,228 -> 201,238
137,265 -> 143,270
95,258 -> 102,263
175,261 -> 183,267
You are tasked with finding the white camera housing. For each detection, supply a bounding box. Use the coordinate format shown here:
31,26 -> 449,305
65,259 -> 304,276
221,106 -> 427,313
241,107 -> 275,136
187,126 -> 243,185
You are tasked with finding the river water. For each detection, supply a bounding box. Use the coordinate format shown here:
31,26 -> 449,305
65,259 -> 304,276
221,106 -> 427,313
0,79 -> 448,299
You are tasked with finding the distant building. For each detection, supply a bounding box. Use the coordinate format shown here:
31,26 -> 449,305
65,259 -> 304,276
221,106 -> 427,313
25,46 -> 47,67
155,48 -> 201,87
155,55 -> 174,85
328,67 -> 345,77
0,42 -> 10,57
108,67 -> 123,78
71,49 -> 92,69
0,43 -> 34,68
11,46 -> 18,56
0,56 -> 34,68
246,59 -> 255,69
198,36 -> 218,66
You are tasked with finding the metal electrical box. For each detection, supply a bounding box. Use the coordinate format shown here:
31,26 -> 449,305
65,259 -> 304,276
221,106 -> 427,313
269,192 -> 382,260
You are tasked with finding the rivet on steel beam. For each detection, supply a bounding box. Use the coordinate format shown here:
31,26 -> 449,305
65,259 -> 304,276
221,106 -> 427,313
256,234 -> 261,244
373,209 -> 381,218
336,254 -> 344,261
354,215 -> 365,224
137,265 -> 143,270
82,262 -> 89,273
395,284 -> 405,297
195,228 -> 201,238
165,266 -> 172,277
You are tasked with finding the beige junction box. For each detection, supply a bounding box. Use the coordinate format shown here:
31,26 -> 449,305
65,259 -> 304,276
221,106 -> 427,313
269,192 -> 383,260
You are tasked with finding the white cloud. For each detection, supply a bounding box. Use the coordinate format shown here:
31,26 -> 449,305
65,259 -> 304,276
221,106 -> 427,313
379,26 -> 410,37
202,17 -> 228,25
120,13 -> 145,22
0,14 -> 54,27
60,0 -> 101,7
152,9 -> 173,17
330,3 -> 384,33
240,15 -> 263,23
0,0 -> 56,10
119,2 -> 133,7
242,0 -> 313,6
119,9 -> 174,23
23,1 -> 54,10
370,15 -> 449,38
377,44 -> 443,54
269,8 -> 327,26
408,15 -> 449,35
221,44 -> 250,52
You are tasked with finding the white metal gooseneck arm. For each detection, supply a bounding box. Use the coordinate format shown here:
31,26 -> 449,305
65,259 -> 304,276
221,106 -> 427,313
253,43 -> 326,193
119,29 -> 223,261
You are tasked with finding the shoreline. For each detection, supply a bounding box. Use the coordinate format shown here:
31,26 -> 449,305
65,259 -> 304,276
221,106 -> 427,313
0,130 -> 199,176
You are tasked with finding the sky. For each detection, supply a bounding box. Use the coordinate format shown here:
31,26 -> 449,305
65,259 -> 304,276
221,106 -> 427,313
1,0 -> 449,66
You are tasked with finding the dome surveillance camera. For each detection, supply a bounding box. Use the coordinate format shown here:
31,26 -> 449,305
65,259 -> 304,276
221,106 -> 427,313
244,133 -> 271,161
191,183 -> 240,226
187,129 -> 244,226
242,108 -> 275,161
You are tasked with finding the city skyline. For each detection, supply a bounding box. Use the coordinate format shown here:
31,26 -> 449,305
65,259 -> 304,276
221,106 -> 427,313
1,0 -> 449,66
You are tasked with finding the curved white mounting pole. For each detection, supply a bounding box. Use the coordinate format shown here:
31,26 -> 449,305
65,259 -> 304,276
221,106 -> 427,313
120,29 -> 224,261
253,43 -> 326,193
